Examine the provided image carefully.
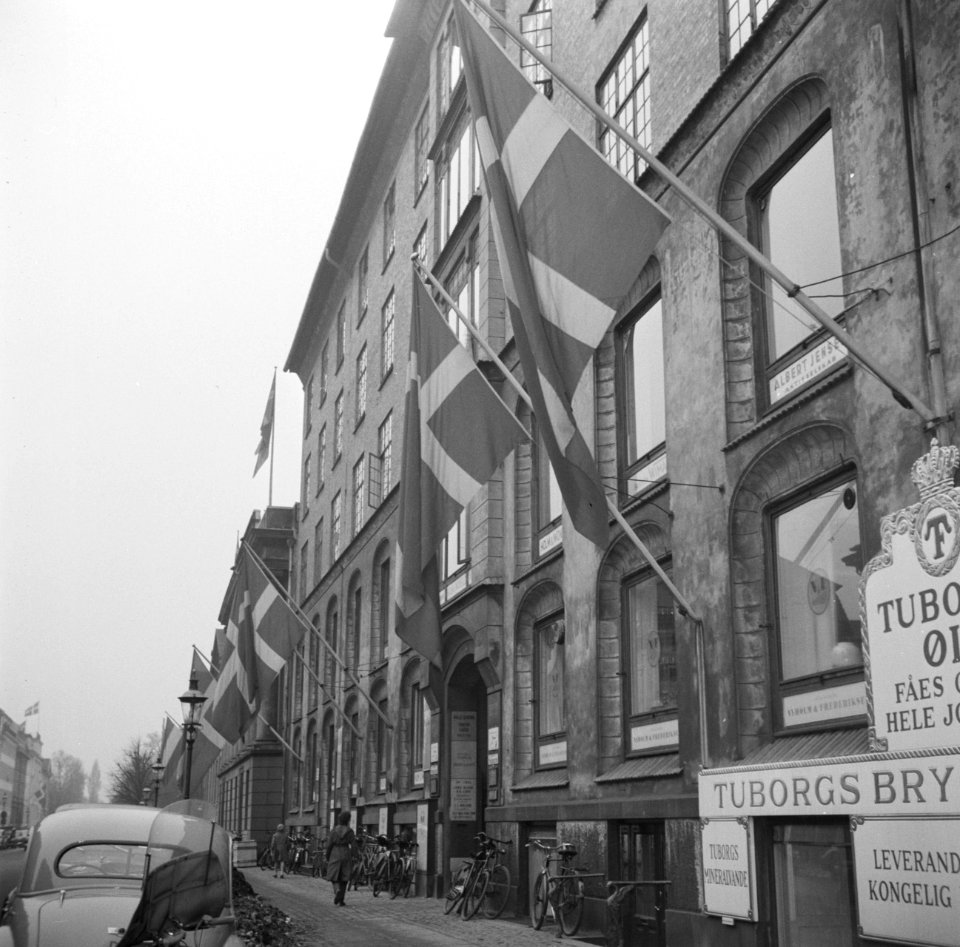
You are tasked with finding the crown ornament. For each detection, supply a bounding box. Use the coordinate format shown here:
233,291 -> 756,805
911,438 -> 959,499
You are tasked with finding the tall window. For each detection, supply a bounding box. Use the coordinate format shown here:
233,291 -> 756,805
414,106 -> 430,199
309,619 -> 320,707
358,248 -> 369,324
356,345 -> 367,422
436,13 -> 463,118
331,491 -> 343,562
441,510 -> 469,581
728,0 -> 778,59
324,602 -> 339,695
445,235 -> 478,348
413,222 -> 429,269
299,542 -> 308,601
301,454 -> 311,511
378,412 -> 393,498
411,684 -> 425,773
306,721 -> 317,805
520,2 -> 552,97
376,697 -> 390,788
336,301 -> 346,368
617,294 -> 666,495
439,110 -> 477,245
294,642 -> 304,719
598,14 -> 651,181
772,476 -> 863,701
383,182 -> 396,267
623,567 -> 677,744
313,519 -> 324,585
334,391 -> 344,462
303,375 -> 313,436
535,429 -> 562,550
381,291 -> 395,380
348,583 -> 363,672
376,557 -> 391,664
317,425 -> 326,495
757,125 -> 843,366
535,615 -> 566,767
320,341 -> 329,404
352,457 -> 365,538
347,709 -> 360,794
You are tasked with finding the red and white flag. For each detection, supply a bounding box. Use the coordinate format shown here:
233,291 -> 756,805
205,544 -> 305,742
396,271 -> 527,665
453,2 -> 669,546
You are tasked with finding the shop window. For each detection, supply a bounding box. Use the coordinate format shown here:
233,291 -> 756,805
771,475 -> 863,704
598,13 -> 651,181
622,565 -> 677,752
772,821 -> 856,947
535,615 -> 566,768
755,124 -> 844,371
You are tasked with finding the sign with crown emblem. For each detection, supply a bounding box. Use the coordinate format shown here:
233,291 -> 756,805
862,440 -> 960,752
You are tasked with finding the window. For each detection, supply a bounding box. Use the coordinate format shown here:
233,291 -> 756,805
377,412 -> 393,499
357,248 -> 369,324
303,375 -> 314,436
383,182 -> 396,267
331,491 -> 343,562
438,110 -> 478,245
535,615 -> 566,767
299,542 -> 308,602
772,476 -> 863,697
520,2 -> 552,97
324,601 -> 339,696
313,519 -> 324,585
598,14 -> 651,181
623,567 -> 677,744
376,557 -> 391,664
756,125 -> 843,367
320,342 -> 329,404
336,301 -> 346,368
356,345 -> 367,422
301,454 -> 311,512
294,642 -> 304,719
436,12 -> 463,119
444,235 -> 479,348
414,106 -> 430,199
535,430 -> 562,549
411,683 -> 425,772
292,726 -> 302,805
772,821 -> 856,947
376,697 -> 390,786
347,708 -> 360,794
347,582 -> 362,672
352,457 -> 365,538
413,222 -> 429,268
728,0 -> 778,59
617,293 -> 666,496
309,618 -> 320,707
441,509 -> 469,582
381,291 -> 395,380
317,425 -> 326,495
334,391 -> 344,462
306,721 -> 318,805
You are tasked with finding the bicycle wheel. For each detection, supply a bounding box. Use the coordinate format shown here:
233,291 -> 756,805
557,871 -> 584,936
462,868 -> 488,919
397,861 -> 414,898
482,863 -> 510,919
372,860 -> 388,897
532,872 -> 549,929
443,864 -> 471,914
388,859 -> 404,899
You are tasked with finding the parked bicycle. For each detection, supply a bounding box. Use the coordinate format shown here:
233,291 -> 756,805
370,833 -> 397,897
286,830 -> 310,875
349,828 -> 377,889
527,838 -> 590,936
390,839 -> 418,899
443,831 -> 512,920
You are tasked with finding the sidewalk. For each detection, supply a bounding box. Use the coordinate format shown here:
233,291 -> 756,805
243,867 -> 603,947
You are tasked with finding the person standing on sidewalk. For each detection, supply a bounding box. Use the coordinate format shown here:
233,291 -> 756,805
324,811 -> 357,906
269,823 -> 289,879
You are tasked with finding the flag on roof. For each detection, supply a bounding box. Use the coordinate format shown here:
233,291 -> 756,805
253,374 -> 276,476
396,270 -> 528,665
23,702 -> 38,717
453,1 -> 669,546
205,544 -> 305,743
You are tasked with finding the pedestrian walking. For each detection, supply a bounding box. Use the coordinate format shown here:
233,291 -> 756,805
324,811 -> 357,906
270,823 -> 289,879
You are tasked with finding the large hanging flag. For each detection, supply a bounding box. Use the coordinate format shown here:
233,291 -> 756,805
453,1 -> 670,546
205,544 -> 305,742
396,270 -> 528,665
157,715 -> 184,805
188,650 -> 227,799
253,374 -> 276,477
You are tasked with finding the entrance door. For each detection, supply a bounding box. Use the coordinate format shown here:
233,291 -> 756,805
617,822 -> 666,947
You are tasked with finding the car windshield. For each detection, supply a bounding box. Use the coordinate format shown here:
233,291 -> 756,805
57,843 -> 148,880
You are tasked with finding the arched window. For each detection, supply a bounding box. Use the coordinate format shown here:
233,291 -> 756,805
346,572 -> 362,674
305,719 -> 317,807
324,598 -> 339,698
371,541 -> 392,666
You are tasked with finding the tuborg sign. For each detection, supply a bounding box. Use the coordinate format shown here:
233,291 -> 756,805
862,440 -> 960,752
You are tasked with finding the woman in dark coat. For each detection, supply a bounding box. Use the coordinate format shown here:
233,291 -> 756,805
324,811 -> 357,905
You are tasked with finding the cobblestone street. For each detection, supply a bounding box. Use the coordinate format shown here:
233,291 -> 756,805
243,868 -> 602,947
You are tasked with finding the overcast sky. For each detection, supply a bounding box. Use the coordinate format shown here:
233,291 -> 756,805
0,0 -> 397,786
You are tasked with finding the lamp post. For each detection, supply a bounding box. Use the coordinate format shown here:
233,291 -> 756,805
179,674 -> 207,800
151,758 -> 164,807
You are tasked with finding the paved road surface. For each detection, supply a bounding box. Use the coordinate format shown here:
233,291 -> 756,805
243,867 -> 602,947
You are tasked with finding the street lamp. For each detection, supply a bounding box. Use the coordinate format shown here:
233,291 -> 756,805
151,757 -> 164,807
178,674 -> 207,801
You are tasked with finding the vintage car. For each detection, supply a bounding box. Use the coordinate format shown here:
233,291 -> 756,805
0,802 -> 241,947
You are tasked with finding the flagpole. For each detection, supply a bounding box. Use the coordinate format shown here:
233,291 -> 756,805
241,540 -> 394,730
294,650 -> 364,739
257,712 -> 303,760
414,259 -> 700,623
463,0 -> 939,429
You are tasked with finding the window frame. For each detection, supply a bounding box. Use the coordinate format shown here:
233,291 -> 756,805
520,1 -> 553,98
313,519 -> 324,585
534,613 -> 567,769
357,248 -> 369,325
383,181 -> 396,269
331,491 -> 343,562
381,291 -> 396,382
317,425 -> 326,496
334,390 -> 344,463
352,456 -> 365,538
336,301 -> 346,369
414,106 -> 430,201
356,344 -> 367,425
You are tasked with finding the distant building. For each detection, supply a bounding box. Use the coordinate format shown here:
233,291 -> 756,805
0,709 -> 48,827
